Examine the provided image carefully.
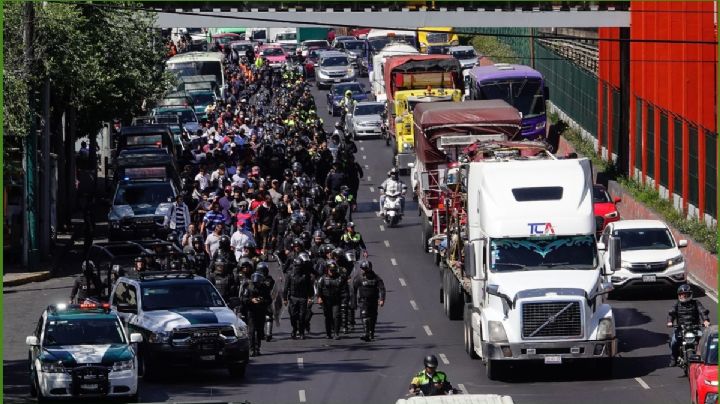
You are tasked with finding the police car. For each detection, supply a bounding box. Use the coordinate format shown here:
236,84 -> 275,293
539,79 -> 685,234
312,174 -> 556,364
26,302 -> 141,401
109,271 -> 250,379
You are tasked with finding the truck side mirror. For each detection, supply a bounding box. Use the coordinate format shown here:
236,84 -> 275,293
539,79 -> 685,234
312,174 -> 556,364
607,235 -> 621,274
463,242 -> 476,278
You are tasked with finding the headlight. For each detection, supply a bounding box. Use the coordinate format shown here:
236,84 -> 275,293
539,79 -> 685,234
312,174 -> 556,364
488,320 -> 508,342
667,255 -> 684,266
235,325 -> 248,339
620,261 -> 631,269
41,361 -> 66,373
604,211 -> 619,219
110,220 -> 120,229
346,67 -> 355,75
535,121 -> 546,130
148,331 -> 170,343
402,142 -> 413,151
704,379 -> 719,386
112,360 -> 134,372
684,331 -> 696,340
597,317 -> 615,339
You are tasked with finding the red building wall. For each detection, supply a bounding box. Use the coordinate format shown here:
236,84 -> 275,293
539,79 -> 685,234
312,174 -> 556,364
598,1 -> 718,220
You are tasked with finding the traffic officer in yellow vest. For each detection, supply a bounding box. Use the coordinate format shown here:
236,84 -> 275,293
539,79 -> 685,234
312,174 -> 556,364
408,355 -> 455,396
334,185 -> 355,221
340,222 -> 367,259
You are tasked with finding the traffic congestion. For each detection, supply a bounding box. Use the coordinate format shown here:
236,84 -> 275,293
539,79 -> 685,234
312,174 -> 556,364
5,25 -> 717,404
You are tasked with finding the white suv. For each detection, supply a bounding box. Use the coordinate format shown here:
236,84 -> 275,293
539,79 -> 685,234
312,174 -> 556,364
599,219 -> 687,289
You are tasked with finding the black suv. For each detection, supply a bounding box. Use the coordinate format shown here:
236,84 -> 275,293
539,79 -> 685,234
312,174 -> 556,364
109,272 -> 250,379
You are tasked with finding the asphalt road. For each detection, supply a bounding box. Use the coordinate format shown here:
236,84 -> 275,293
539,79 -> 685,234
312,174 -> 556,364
3,75 -> 717,404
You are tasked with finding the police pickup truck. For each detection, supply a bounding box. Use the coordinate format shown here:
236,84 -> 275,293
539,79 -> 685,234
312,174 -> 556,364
109,272 -> 250,379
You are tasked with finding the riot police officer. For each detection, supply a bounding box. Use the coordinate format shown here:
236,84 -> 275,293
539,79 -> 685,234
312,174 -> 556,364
208,258 -> 235,301
256,261 -> 277,342
353,261 -> 386,341
241,271 -> 272,356
186,235 -> 209,277
283,256 -> 314,339
70,261 -> 104,304
317,260 -> 349,340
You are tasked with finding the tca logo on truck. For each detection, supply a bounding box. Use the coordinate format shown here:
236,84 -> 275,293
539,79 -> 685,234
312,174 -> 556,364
528,222 -> 555,236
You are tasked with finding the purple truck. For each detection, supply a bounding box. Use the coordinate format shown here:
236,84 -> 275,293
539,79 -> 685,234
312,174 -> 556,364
464,63 -> 549,140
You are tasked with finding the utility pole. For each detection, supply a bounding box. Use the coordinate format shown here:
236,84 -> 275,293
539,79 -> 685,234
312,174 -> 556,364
529,27 -> 535,68
23,0 -> 39,268
617,27 -> 631,176
40,76 -> 51,256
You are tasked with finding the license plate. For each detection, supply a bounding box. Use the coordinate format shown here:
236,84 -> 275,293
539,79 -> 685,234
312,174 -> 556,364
642,275 -> 657,282
544,355 -> 562,364
200,355 -> 215,361
82,384 -> 99,390
200,344 -> 216,351
334,79 -> 341,82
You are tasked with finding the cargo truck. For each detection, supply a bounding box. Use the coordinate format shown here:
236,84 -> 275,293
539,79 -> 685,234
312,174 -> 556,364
431,139 -> 619,380
383,55 -> 463,171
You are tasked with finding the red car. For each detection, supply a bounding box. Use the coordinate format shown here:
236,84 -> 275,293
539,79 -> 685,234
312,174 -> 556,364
592,184 -> 621,235
689,325 -> 718,404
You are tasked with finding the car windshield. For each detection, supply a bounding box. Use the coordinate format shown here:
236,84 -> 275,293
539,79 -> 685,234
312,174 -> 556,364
707,335 -> 718,365
355,104 -> 385,115
263,48 -> 284,56
344,41 -> 365,50
276,33 -> 296,41
613,228 -> 675,250
141,282 -> 226,310
452,50 -> 476,59
322,56 -> 349,67
427,32 -> 449,43
168,63 -> 198,78
157,108 -> 197,123
191,92 -> 214,106
114,182 -> 174,206
232,44 -> 252,52
490,235 -> 597,272
334,84 -> 362,95
593,186 -> 611,203
43,318 -> 125,346
478,78 -> 545,119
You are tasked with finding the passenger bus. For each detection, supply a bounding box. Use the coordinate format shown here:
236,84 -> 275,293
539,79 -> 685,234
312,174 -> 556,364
465,63 -> 549,140
165,52 -> 225,95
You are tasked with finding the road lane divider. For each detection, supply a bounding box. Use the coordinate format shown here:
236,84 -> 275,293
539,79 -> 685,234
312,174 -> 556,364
410,300 -> 419,310
379,225 -> 385,232
439,353 -> 449,365
423,325 -> 433,336
634,377 -> 650,389
399,278 -> 406,286
384,240 -> 390,248
297,357 -> 304,369
299,389 -> 307,402
391,258 -> 398,266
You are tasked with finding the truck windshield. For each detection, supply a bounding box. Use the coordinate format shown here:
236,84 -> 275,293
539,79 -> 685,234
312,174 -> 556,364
44,318 -> 126,346
490,235 -> 597,271
141,283 -> 226,310
427,32 -> 449,43
190,92 -> 215,106
114,183 -> 174,206
477,78 -> 545,119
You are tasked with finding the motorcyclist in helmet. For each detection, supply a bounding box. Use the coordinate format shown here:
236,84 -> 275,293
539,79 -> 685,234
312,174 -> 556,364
408,355 -> 454,396
667,284 -> 710,366
379,167 -> 406,216
340,222 -> 368,259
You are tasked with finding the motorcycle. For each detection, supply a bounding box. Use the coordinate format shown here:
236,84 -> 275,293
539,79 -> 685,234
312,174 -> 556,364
676,324 -> 703,376
407,383 -> 459,397
379,185 -> 407,227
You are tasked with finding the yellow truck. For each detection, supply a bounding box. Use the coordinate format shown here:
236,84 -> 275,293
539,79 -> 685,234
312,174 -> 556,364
418,27 -> 459,54
383,55 -> 463,171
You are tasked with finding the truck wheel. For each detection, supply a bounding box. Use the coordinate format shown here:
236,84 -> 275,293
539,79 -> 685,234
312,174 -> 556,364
446,268 -> 463,320
228,364 -> 247,378
485,359 -> 504,381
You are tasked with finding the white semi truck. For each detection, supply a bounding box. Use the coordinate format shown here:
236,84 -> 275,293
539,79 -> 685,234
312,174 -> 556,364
437,151 -> 618,380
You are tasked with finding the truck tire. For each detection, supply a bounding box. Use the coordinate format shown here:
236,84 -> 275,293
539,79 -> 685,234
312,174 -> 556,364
445,268 -> 463,320
485,359 -> 504,381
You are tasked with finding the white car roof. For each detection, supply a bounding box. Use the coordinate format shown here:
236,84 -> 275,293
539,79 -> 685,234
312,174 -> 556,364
611,219 -> 669,230
449,46 -> 475,52
356,101 -> 385,106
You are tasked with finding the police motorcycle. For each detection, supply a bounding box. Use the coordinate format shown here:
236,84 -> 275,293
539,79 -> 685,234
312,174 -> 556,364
378,182 -> 407,227
674,323 -> 704,376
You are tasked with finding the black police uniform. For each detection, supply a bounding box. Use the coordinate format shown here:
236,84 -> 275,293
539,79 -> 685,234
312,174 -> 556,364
317,271 -> 349,339
70,272 -> 103,304
283,262 -> 314,339
353,270 -> 386,341
668,299 -> 710,362
240,278 -> 272,355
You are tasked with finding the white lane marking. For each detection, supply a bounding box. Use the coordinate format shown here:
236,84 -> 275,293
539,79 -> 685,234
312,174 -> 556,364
299,389 -> 307,402
379,225 -> 385,232
297,357 -> 304,369
373,198 -> 378,203
391,258 -> 398,266
358,140 -> 364,143
410,300 -> 419,310
439,353 -> 450,365
367,176 -> 372,181
365,164 -> 369,169
361,146 -> 365,151
457,384 -> 467,394
635,377 -> 650,390
362,155 -> 367,160
369,186 -> 375,192
384,240 -> 390,248
399,278 -> 406,286
423,325 -> 433,336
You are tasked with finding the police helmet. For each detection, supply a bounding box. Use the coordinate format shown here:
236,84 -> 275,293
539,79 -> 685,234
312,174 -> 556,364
214,258 -> 227,267
291,238 -> 303,248
134,256 -> 144,264
167,233 -> 178,244
332,247 -> 345,259
424,354 -> 439,369
251,272 -> 264,284
169,261 -> 181,271
255,261 -> 270,276
345,90 -> 352,96
192,235 -> 204,246
238,258 -> 254,269
219,235 -> 231,249
346,221 -> 355,228
292,257 -> 304,266
313,230 -> 325,240
359,260 -> 373,271
298,252 -> 311,262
